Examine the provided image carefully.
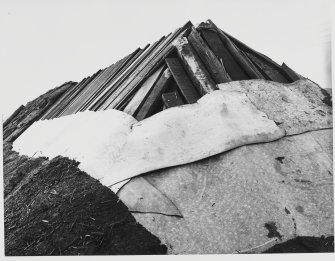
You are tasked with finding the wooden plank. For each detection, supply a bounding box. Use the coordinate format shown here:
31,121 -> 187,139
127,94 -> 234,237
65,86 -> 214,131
208,20 -> 264,80
200,29 -> 249,81
165,57 -> 200,103
88,38 -> 165,111
55,76 -> 97,117
135,68 -> 172,121
246,52 -> 289,83
162,91 -> 184,108
79,50 -> 140,112
281,63 -> 302,81
100,33 -> 177,110
88,44 -> 155,111
243,54 -> 272,80
102,21 -> 193,110
51,71 -> 101,118
208,21 -> 293,82
3,105 -> 24,127
188,27 -> 231,83
40,78 -> 87,120
123,65 -> 166,116
74,64 -> 123,112
60,68 -> 110,116
173,37 -> 216,96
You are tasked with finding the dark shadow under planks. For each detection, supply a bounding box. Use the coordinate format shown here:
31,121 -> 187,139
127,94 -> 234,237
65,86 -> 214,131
165,57 -> 200,104
162,91 -> 184,108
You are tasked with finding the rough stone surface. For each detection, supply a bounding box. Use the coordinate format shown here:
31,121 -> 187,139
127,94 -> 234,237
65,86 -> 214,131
218,79 -> 332,135
132,129 -> 333,254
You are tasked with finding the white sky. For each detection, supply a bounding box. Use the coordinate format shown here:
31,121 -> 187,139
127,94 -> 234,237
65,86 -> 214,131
0,0 -> 333,120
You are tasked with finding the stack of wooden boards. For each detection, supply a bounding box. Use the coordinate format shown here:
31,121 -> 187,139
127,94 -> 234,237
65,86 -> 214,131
41,20 -> 302,122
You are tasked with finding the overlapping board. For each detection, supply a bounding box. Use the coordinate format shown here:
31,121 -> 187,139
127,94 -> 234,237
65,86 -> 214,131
40,20 -> 300,123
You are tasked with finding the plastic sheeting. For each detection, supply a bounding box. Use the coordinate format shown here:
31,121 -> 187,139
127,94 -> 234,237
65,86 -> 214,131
13,90 -> 284,188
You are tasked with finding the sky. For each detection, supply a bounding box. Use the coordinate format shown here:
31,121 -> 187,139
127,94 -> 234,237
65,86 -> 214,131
0,0 -> 333,120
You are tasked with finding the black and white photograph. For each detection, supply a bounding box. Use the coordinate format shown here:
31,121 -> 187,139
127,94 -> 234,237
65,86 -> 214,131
1,0 -> 334,258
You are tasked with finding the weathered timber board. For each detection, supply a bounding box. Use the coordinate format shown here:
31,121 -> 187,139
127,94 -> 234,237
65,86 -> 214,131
207,20 -> 264,80
281,63 -> 302,81
93,36 -> 168,111
188,27 -> 231,83
70,63 -> 124,113
79,51 -> 139,112
200,29 -> 249,81
173,38 -> 217,96
41,77 -> 89,119
89,44 -> 153,111
60,68 -> 108,116
218,25 -> 293,83
103,22 -> 193,110
123,65 -> 166,116
101,34 -> 176,110
162,91 -> 184,108
55,75 -> 98,117
135,68 -> 172,121
246,52 -> 289,83
165,57 -> 200,104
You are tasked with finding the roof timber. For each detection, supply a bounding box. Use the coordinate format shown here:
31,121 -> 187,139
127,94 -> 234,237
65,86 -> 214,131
165,58 -> 200,104
173,37 -> 217,95
40,19 -> 301,122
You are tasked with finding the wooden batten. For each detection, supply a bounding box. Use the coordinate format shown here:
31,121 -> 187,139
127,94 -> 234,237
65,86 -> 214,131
162,91 -> 184,108
56,75 -> 97,117
246,53 -> 289,83
88,43 -> 154,111
165,57 -> 200,104
281,63 -> 302,81
60,68 -> 109,116
93,35 -> 169,111
188,27 -> 231,83
3,105 -> 25,127
200,29 -> 249,81
207,20 -> 264,80
173,37 -> 216,96
135,68 -> 172,121
55,69 -> 103,118
123,65 -> 166,116
41,78 -> 87,120
103,21 -> 193,110
78,51 -> 139,112
217,23 -> 293,83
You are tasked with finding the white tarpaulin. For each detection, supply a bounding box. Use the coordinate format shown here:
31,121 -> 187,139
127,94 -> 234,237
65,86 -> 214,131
13,90 -> 284,187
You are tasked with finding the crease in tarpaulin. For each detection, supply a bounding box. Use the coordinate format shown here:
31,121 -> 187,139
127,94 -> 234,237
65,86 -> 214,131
13,88 -> 286,216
